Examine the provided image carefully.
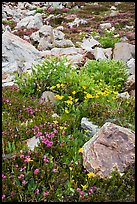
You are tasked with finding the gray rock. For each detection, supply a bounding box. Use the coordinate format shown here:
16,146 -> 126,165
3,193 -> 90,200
81,36 -> 101,51
113,42 -> 135,63
127,58 -> 135,75
53,28 -> 65,40
54,39 -> 74,48
103,48 -> 112,59
99,23 -> 112,29
125,74 -> 135,92
51,47 -> 83,56
83,122 -> 135,178
67,54 -> 84,66
81,117 -> 100,136
117,92 -> 130,99
16,13 -> 43,29
24,136 -> 40,151
39,91 -> 57,103
2,31 -> 41,76
68,18 -> 87,28
94,47 -> 107,60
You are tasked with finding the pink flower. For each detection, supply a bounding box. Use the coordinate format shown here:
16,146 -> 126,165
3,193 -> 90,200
22,180 -> 26,185
2,174 -> 6,179
35,188 -> 39,195
36,132 -> 42,137
2,194 -> 5,200
20,166 -> 26,172
18,174 -> 24,179
53,168 -> 57,173
43,190 -> 49,196
43,155 -> 49,163
62,131 -> 66,135
88,188 -> 93,195
34,169 -> 39,175
11,191 -> 15,196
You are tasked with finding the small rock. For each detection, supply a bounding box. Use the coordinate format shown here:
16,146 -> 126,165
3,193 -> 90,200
94,47 -> 107,60
81,117 -> 100,136
117,92 -> 130,99
99,23 -> 112,29
127,58 -> 135,75
39,91 -> 57,104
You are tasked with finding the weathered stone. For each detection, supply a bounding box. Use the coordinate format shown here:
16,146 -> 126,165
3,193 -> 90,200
39,91 -> 57,103
83,122 -> 135,178
99,23 -> 112,29
53,28 -> 65,40
16,13 -> 43,29
113,42 -> 135,63
67,54 -> 84,66
125,74 -> 135,92
127,58 -> 135,75
81,117 -> 100,136
117,92 -> 130,99
51,47 -> 83,56
129,90 -> 135,97
2,31 -> 41,75
68,18 -> 87,28
81,36 -> 101,51
24,136 -> 40,151
103,48 -> 112,59
54,39 -> 74,48
38,38 -> 54,50
94,47 -> 107,60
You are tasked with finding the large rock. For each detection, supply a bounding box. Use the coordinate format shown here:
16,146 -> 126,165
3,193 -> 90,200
113,42 -> 135,63
2,31 -> 41,86
83,122 -> 135,178
16,13 -> 43,29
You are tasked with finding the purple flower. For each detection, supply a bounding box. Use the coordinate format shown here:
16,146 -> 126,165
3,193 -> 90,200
34,169 -> 39,175
53,168 -> 57,172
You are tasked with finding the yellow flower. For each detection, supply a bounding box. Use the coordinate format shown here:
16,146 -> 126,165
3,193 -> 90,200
85,93 -> 93,99
82,85 -> 86,90
68,96 -> 73,100
75,98 -> 79,102
56,84 -> 61,88
60,126 -> 63,130
79,148 -> 83,153
50,85 -> 56,89
81,184 -> 88,190
69,167 -> 73,171
55,95 -> 64,100
66,100 -> 73,105
84,130 -> 89,133
53,120 -> 58,124
27,158 -> 33,162
87,172 -> 95,178
65,108 -> 69,114
60,83 -> 65,87
72,91 -> 76,95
